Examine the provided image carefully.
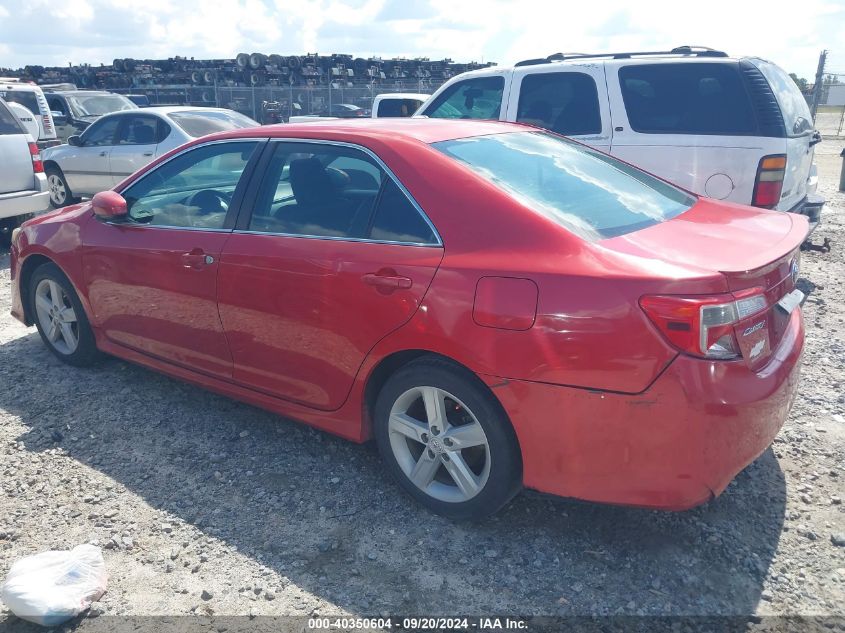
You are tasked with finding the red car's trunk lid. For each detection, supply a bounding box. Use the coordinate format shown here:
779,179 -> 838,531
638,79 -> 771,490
606,199 -> 807,369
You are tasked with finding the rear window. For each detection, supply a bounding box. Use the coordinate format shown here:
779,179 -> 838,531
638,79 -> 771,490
0,99 -> 23,135
753,61 -> 814,136
422,76 -> 504,120
168,110 -> 258,137
619,63 -> 756,135
433,131 -> 694,240
377,98 -> 425,118
0,90 -> 39,116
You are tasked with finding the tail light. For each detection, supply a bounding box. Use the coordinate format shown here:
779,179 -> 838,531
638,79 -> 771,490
640,289 -> 767,359
751,154 -> 786,209
28,142 -> 43,173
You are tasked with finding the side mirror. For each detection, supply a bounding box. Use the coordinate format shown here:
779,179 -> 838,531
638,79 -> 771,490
92,191 -> 128,221
51,111 -> 68,125
67,135 -> 82,147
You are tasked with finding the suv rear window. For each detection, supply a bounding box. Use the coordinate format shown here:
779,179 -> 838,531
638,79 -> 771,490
0,90 -> 39,117
619,63 -> 756,135
753,61 -> 814,136
0,99 -> 23,135
434,131 -> 694,240
517,72 -> 602,136
422,76 -> 504,120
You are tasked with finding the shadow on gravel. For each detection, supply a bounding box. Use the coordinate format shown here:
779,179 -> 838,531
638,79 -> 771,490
3,330 -> 787,617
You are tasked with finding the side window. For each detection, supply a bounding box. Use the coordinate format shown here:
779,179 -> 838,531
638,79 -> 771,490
115,115 -> 159,145
369,179 -> 437,244
248,142 -> 384,239
619,63 -> 756,135
122,141 -> 258,229
82,117 -> 120,146
155,119 -> 171,143
422,76 -> 504,120
377,98 -> 423,118
47,96 -> 67,116
517,72 -> 602,136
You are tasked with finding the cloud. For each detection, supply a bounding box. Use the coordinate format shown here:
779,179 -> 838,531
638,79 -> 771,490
0,0 -> 840,78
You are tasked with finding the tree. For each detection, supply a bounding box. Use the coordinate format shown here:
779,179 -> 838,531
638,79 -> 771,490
789,73 -> 808,91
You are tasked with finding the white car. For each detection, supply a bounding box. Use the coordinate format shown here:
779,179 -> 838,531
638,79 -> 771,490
42,106 -> 258,207
0,97 -> 49,241
372,93 -> 429,118
417,46 -> 824,230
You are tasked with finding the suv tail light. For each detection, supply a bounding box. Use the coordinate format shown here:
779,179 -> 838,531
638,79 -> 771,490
751,154 -> 786,209
640,289 -> 767,359
28,142 -> 43,173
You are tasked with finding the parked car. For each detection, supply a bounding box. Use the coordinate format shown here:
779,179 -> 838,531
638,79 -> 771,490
0,78 -> 58,148
0,98 -> 49,242
372,93 -> 430,118
418,46 -> 824,231
11,119 -> 806,520
124,94 -> 151,107
42,106 -> 258,207
44,90 -> 138,141
318,103 -> 366,118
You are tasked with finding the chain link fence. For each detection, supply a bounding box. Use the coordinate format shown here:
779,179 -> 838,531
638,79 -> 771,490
113,82 -> 439,123
816,105 -> 845,138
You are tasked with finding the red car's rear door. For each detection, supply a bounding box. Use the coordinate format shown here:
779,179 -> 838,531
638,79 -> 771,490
82,139 -> 264,378
217,140 -> 443,410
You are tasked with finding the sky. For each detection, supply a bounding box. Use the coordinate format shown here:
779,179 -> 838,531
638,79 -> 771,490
0,0 -> 842,79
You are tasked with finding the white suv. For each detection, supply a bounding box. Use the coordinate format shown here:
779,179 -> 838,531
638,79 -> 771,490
0,98 -> 50,242
0,79 -> 58,148
417,46 -> 824,231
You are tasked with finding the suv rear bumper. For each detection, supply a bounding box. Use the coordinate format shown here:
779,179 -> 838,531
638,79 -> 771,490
0,174 -> 50,221
789,193 -> 824,236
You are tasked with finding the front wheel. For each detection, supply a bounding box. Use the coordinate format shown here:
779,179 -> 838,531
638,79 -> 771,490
374,358 -> 522,520
28,263 -> 100,366
46,167 -> 79,208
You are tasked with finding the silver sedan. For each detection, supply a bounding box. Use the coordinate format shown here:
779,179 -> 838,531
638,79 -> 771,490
42,106 -> 258,207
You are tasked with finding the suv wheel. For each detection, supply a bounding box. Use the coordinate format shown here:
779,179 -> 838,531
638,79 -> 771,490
374,358 -> 522,520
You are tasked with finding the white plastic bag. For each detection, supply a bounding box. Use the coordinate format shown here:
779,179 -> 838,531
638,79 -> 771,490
0,544 -> 107,626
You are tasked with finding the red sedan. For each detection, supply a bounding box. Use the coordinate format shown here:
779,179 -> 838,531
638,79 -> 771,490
9,120 -> 806,520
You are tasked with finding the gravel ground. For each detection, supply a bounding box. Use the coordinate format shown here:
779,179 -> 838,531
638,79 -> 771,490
0,142 -> 843,630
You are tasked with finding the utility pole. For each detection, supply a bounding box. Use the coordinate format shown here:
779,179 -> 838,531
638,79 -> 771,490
810,49 -> 828,119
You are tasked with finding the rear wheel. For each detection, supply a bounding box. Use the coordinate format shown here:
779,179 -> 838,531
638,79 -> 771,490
46,167 -> 79,208
374,358 -> 522,520
28,263 -> 99,366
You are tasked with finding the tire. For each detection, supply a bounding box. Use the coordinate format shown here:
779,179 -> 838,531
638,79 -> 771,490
374,358 -> 522,520
46,167 -> 79,208
28,263 -> 100,367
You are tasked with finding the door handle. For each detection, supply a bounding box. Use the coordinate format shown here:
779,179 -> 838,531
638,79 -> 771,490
180,249 -> 213,269
142,152 -> 154,156
99,151 -> 107,156
362,272 -> 412,290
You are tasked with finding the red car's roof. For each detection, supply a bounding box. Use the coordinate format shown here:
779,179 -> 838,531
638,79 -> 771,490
212,118 -> 531,145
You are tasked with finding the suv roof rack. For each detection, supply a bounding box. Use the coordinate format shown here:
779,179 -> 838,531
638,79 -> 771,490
514,46 -> 728,67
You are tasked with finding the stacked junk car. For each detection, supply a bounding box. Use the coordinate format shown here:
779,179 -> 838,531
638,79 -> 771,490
6,54 -> 493,122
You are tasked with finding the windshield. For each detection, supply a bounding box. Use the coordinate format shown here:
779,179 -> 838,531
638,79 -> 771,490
168,110 -> 258,137
0,99 -> 23,134
433,132 -> 695,240
67,94 -> 136,117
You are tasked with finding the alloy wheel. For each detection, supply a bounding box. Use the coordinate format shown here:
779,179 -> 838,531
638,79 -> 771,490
388,386 -> 491,503
34,278 -> 79,355
48,174 -> 67,206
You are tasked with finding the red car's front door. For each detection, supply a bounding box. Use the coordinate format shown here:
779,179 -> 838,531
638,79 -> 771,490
81,139 -> 263,379
217,141 -> 444,410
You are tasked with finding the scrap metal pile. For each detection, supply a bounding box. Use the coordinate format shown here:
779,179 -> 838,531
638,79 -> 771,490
5,53 -> 494,91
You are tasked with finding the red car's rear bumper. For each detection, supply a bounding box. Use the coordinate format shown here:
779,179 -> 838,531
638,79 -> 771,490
486,307 -> 804,510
